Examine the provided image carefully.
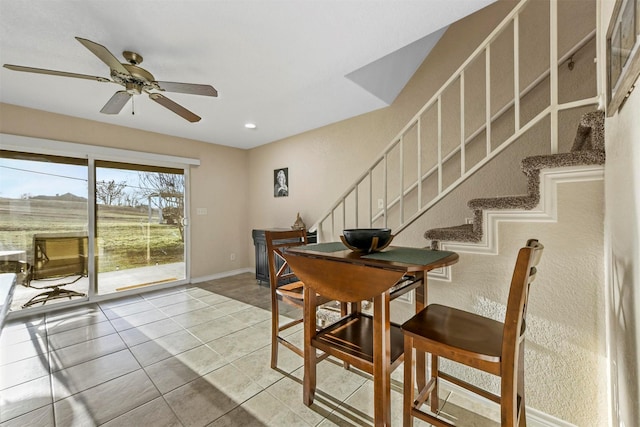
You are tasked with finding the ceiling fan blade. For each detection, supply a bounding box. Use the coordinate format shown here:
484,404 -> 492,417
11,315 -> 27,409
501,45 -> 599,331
75,37 -> 130,76
156,81 -> 218,97
100,91 -> 132,114
149,93 -> 201,122
3,64 -> 109,81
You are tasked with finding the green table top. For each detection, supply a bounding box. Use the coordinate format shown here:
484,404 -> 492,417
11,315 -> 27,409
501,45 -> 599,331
298,242 -> 348,253
362,247 -> 455,265
295,242 -> 455,266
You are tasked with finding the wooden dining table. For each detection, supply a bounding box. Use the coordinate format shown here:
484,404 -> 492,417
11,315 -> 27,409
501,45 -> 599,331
283,242 -> 458,426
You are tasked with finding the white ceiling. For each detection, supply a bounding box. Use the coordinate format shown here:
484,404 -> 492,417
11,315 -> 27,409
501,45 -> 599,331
0,0 -> 495,149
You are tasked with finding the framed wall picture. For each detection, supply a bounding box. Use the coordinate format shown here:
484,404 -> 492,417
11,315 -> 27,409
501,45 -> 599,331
607,0 -> 640,116
274,168 -> 289,197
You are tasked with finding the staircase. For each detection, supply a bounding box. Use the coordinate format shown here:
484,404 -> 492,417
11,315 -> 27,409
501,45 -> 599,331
425,110 -> 605,249
309,0 -> 601,246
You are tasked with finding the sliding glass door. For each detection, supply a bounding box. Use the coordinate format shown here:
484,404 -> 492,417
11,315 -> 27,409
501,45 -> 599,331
95,161 -> 185,295
0,151 -> 89,309
0,149 -> 188,310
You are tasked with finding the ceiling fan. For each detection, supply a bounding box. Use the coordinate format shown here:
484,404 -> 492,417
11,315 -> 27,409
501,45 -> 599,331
3,37 -> 218,123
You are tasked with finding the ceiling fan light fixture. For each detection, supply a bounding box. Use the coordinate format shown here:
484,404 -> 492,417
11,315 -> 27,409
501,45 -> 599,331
122,51 -> 143,65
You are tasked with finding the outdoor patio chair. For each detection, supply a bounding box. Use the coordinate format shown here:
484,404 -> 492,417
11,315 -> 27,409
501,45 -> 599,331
22,232 -> 88,308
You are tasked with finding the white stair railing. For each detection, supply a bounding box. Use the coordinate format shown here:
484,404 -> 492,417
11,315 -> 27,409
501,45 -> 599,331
310,0 -> 598,242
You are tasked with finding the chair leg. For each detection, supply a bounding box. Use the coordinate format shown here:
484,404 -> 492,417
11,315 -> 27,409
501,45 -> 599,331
270,293 -> 279,369
403,338 -> 415,427
340,302 -> 350,370
430,354 -> 440,413
502,345 -> 525,427
303,287 -> 317,406
517,344 -> 527,427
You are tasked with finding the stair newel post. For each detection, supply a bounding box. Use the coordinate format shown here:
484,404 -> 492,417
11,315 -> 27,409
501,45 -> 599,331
513,13 -> 521,132
399,136 -> 404,225
485,44 -> 492,157
550,0 -> 559,154
383,152 -> 388,228
369,169 -> 373,228
418,115 -> 423,210
354,185 -> 359,229
459,72 -> 466,178
437,95 -> 443,194
342,197 -> 348,229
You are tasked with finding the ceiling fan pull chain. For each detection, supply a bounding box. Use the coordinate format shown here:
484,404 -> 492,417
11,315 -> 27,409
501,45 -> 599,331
131,95 -> 135,115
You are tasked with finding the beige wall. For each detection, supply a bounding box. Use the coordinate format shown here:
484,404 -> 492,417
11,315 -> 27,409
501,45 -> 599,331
247,0 -> 605,424
247,1 -> 519,239
248,0 -> 597,251
600,1 -> 640,425
0,103 -> 250,279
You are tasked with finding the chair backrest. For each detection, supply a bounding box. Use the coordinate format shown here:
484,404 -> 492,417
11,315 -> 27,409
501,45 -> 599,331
264,229 -> 308,290
502,239 -> 544,359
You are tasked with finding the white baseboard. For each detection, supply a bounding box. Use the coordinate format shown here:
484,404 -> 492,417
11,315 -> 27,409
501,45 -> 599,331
190,267 -> 253,284
441,379 -> 577,427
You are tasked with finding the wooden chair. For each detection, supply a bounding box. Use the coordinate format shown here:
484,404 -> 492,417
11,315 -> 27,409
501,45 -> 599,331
265,229 -> 344,369
401,239 -> 544,427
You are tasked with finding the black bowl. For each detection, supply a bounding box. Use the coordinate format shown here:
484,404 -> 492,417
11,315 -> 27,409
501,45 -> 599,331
341,228 -> 393,253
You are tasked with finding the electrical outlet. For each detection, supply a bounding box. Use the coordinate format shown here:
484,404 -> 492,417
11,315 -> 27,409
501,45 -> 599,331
377,198 -> 384,209
230,253 -> 236,261
196,208 -> 207,215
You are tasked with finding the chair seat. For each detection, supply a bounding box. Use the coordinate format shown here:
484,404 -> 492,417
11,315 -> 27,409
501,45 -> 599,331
402,303 -> 503,363
276,281 -> 332,306
275,280 -> 304,300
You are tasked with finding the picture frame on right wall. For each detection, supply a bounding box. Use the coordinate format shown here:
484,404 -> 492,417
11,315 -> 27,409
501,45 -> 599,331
607,0 -> 640,116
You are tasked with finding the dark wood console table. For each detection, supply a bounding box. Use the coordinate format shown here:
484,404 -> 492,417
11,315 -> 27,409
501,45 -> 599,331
251,228 -> 316,284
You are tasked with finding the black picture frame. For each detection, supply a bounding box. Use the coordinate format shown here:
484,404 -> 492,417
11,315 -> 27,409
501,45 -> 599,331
607,0 -> 640,116
274,168 -> 289,197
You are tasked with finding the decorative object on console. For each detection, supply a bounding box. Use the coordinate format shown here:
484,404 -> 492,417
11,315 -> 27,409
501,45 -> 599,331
291,213 -> 306,230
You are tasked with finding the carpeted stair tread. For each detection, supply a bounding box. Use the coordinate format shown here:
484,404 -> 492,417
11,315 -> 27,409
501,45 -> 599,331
424,110 -> 605,246
424,223 -> 479,243
521,150 -> 605,172
468,194 -> 538,211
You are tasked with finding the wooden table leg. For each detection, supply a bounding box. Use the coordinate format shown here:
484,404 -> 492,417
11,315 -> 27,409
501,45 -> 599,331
414,274 -> 428,392
372,292 -> 392,426
303,285 -> 317,406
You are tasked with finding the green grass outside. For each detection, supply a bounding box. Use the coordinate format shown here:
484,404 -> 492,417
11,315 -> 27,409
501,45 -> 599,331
0,198 -> 184,272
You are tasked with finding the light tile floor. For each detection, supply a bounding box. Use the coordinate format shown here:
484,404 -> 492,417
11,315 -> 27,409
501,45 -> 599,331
9,262 -> 185,312
0,272 -> 500,426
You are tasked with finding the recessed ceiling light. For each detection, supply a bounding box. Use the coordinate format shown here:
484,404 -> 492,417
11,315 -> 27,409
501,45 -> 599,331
244,123 -> 257,129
